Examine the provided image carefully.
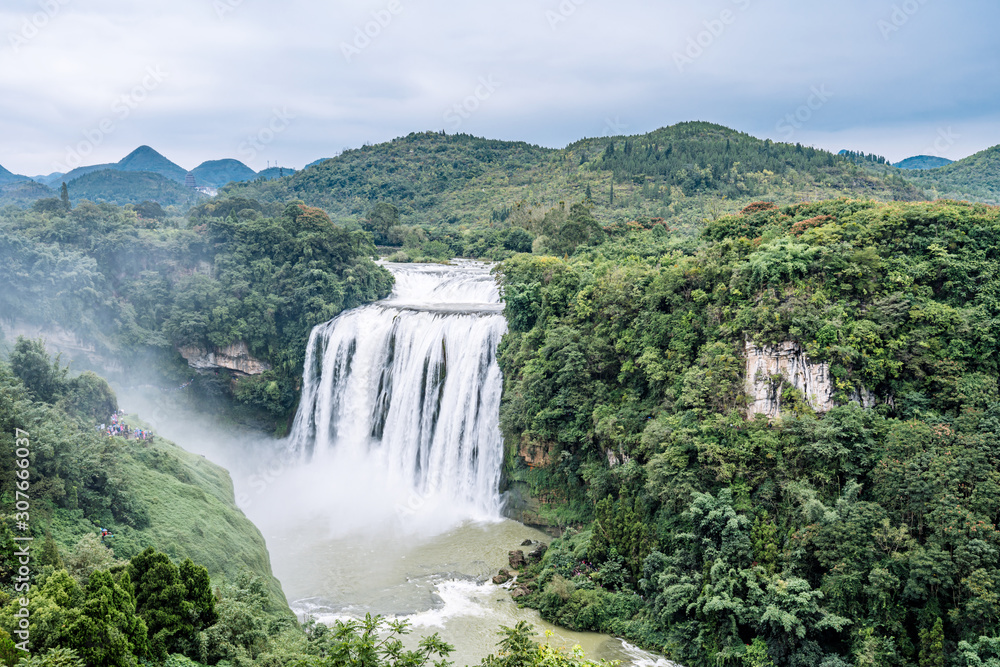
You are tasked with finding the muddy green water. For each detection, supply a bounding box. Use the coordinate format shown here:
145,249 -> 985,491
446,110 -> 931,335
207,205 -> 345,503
125,394 -> 675,667
254,513 -> 669,667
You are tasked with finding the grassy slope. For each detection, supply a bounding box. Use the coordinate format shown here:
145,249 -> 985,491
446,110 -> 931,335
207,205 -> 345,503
51,427 -> 290,615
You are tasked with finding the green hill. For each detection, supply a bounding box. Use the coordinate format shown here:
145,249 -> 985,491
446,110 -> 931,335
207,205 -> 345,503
116,145 -> 188,183
0,163 -> 28,185
223,123 -> 925,231
255,166 -> 297,181
0,347 -> 289,613
894,154 -> 954,170
0,179 -> 53,206
54,163 -> 117,186
66,169 -> 206,207
190,158 -> 257,188
901,144 -> 1000,204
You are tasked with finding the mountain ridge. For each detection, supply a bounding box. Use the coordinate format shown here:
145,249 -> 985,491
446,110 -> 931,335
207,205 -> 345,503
221,122 -> 927,228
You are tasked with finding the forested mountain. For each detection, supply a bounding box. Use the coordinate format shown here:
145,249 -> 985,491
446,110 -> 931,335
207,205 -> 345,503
223,123 -> 925,231
497,198 -> 1000,666
190,158 -> 257,188
115,145 -> 188,183
0,180 -> 53,206
0,164 -> 28,184
902,145 -> 1000,204
65,169 -> 205,207
49,146 -> 188,187
255,166 -> 297,181
894,155 -> 954,170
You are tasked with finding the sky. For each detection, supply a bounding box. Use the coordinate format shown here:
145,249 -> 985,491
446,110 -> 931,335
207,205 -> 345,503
1,0 -> 998,176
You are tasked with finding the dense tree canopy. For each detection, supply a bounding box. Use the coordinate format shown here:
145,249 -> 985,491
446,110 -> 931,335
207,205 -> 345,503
498,199 -> 1000,666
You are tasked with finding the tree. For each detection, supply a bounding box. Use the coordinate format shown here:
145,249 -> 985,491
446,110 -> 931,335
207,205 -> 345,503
63,570 -> 148,667
64,534 -> 126,585
17,647 -> 85,667
9,337 -> 67,403
59,371 -> 118,421
364,202 -> 401,245
918,617 -> 944,667
202,570 -> 272,664
60,182 -> 71,212
128,548 -> 205,660
307,614 -> 453,667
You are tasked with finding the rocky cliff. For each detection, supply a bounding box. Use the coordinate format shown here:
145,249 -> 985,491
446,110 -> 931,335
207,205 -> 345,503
179,341 -> 272,376
745,340 -> 875,419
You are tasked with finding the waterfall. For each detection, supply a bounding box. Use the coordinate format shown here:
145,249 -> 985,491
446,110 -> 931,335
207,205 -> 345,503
287,261 -> 508,521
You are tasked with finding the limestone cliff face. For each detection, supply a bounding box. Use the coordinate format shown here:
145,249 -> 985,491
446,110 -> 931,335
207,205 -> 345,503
0,321 -> 123,373
745,340 -> 876,418
179,341 -> 271,376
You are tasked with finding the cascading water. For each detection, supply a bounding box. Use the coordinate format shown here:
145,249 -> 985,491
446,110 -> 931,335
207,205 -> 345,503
124,261 -> 674,666
287,261 -> 508,521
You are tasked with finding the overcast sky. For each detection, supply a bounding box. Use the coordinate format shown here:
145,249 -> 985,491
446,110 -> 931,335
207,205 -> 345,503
1,0 -> 998,176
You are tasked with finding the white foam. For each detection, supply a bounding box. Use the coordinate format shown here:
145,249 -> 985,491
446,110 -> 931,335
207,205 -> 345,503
617,640 -> 679,667
404,579 -> 490,629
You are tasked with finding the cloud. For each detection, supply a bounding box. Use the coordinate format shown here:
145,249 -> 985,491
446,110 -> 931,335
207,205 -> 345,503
0,0 -> 997,175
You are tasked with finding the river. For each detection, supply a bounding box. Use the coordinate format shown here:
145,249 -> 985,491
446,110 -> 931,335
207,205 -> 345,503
125,261 -> 674,667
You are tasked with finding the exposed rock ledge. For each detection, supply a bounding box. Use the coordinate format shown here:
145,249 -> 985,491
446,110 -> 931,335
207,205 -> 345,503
745,340 -> 874,419
179,341 -> 271,376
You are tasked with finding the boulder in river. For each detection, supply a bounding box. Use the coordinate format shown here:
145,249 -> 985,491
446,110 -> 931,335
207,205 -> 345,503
493,569 -> 511,585
520,539 -> 534,546
508,550 -> 526,570
528,543 -> 548,563
510,586 -> 530,599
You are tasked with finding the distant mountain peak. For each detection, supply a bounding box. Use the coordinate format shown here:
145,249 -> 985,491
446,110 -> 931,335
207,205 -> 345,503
893,155 -> 954,170
116,146 -> 187,183
190,158 -> 257,188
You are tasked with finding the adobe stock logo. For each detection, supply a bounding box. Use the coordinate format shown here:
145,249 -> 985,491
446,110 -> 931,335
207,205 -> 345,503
238,108 -> 296,162
8,0 -> 72,54
443,76 -> 502,130
877,0 -> 931,40
673,0 -> 752,73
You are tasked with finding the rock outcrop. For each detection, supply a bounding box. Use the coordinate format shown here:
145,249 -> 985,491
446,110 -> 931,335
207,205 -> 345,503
179,341 -> 271,376
528,543 -> 548,563
518,437 -> 555,468
745,340 -> 876,419
508,550 -> 526,570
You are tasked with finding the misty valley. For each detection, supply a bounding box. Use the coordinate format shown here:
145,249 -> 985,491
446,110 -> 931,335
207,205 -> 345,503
3,124 -> 1000,667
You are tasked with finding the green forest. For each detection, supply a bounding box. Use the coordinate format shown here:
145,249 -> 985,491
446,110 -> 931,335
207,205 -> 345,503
3,124 -> 1000,666
0,340 -> 608,667
0,196 -> 393,429
496,199 -> 1000,666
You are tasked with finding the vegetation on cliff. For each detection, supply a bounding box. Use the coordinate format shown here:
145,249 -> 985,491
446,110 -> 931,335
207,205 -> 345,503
0,339 -> 288,611
0,199 -> 392,427
497,198 -> 1000,666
